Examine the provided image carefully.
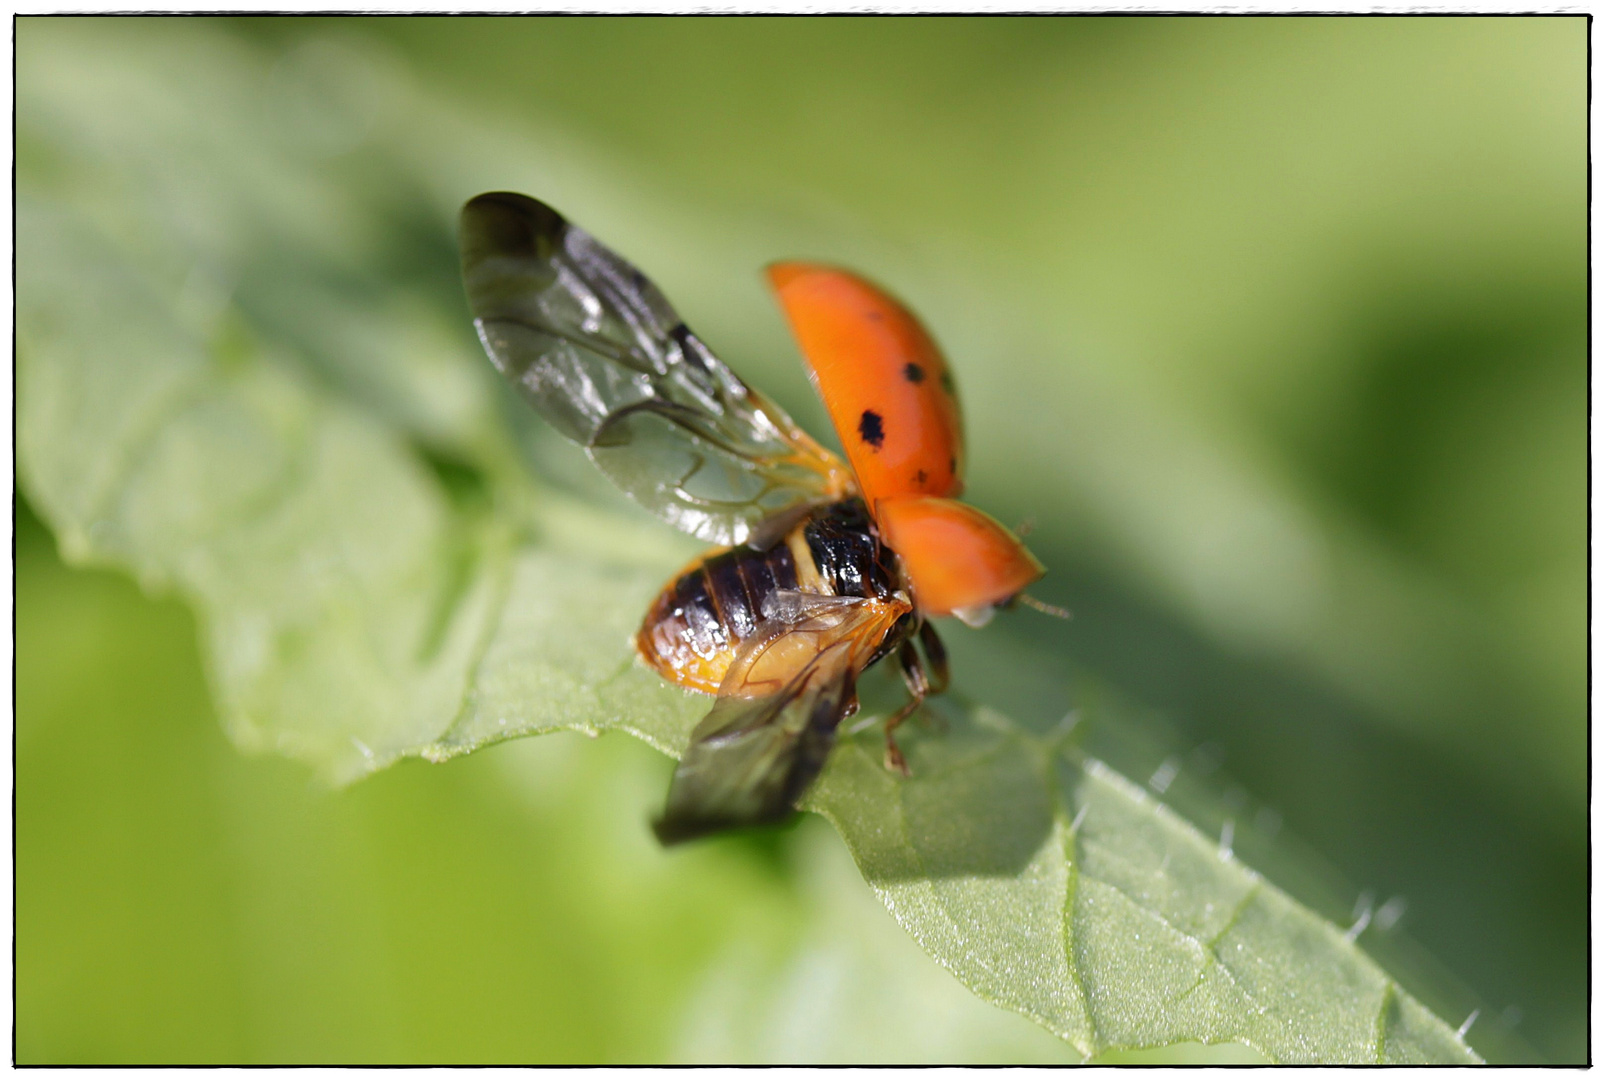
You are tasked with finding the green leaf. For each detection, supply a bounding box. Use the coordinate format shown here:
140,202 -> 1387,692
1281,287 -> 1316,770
814,714 -> 1473,1061
17,21 -> 1482,1064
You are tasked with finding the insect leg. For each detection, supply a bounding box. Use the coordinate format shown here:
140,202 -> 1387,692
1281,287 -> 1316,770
917,619 -> 950,694
883,640 -> 930,776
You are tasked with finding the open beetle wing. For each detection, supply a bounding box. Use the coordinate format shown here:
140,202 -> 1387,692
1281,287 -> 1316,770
653,593 -> 910,844
767,263 -> 965,509
461,193 -> 854,545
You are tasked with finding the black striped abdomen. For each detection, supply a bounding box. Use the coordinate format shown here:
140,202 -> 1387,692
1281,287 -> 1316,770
636,499 -> 902,694
637,535 -> 801,693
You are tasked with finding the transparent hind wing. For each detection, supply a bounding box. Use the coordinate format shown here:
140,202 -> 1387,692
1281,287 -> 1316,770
461,192 -> 854,545
653,594 -> 909,844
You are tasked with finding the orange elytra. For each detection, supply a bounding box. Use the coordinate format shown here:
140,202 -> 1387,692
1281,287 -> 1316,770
766,262 -> 964,508
875,496 -> 1045,621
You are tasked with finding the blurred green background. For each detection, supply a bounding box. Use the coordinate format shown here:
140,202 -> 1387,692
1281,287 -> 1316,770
17,15 -> 1584,1063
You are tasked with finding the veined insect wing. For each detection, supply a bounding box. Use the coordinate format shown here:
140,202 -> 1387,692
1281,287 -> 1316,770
460,192 -> 854,546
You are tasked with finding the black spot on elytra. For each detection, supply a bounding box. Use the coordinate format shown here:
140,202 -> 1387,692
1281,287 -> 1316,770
914,469 -> 928,486
949,455 -> 957,476
903,362 -> 925,384
940,371 -> 955,394
867,310 -> 884,321
858,410 -> 886,449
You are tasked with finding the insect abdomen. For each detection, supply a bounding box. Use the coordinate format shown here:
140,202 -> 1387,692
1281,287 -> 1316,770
636,498 -> 902,694
637,537 -> 801,694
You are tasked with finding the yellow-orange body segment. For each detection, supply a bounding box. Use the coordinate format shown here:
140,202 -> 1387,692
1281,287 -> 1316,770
636,547 -> 739,694
767,263 -> 964,508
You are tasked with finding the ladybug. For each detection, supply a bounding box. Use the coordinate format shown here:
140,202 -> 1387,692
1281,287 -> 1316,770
460,192 -> 1056,844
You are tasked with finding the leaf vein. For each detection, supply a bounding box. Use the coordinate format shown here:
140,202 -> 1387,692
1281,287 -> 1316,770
1058,811 -> 1099,1057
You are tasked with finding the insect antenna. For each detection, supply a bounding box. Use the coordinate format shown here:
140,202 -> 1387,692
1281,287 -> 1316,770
1017,593 -> 1071,619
